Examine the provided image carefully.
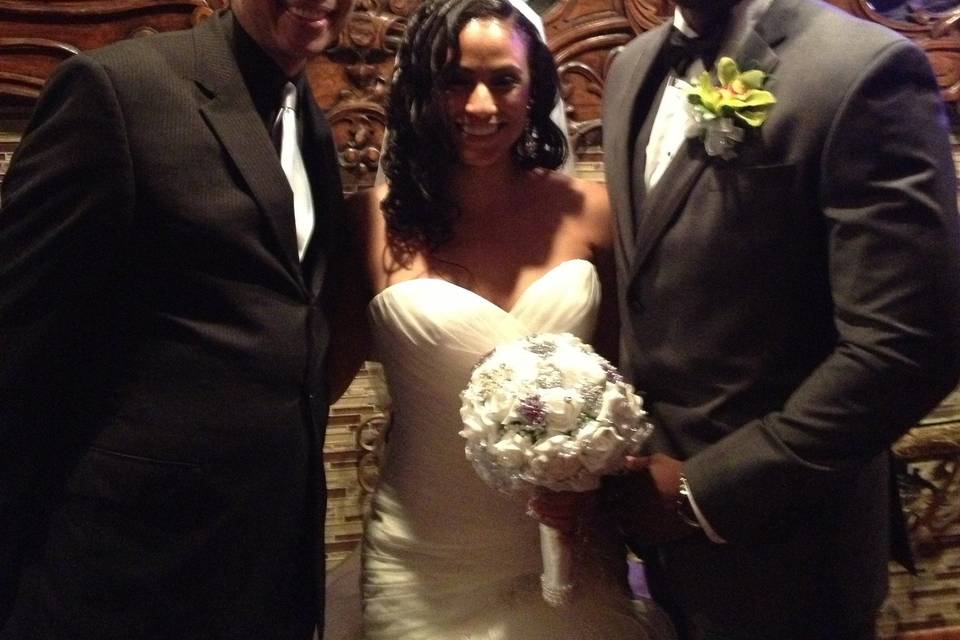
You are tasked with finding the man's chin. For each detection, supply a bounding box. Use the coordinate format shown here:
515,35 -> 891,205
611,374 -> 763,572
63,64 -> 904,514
674,0 -> 742,11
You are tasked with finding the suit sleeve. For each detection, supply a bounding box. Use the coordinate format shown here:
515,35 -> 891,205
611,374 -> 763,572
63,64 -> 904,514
0,54 -> 134,397
685,40 -> 960,542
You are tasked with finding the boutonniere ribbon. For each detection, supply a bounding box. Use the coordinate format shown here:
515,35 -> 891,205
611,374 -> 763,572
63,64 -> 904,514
682,57 -> 776,160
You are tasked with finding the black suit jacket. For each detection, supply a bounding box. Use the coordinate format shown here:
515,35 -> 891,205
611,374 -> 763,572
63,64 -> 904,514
603,0 -> 960,636
0,12 -> 345,639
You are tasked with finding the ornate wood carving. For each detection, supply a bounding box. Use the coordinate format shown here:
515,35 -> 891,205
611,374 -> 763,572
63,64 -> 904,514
0,37 -> 76,99
306,0 -> 408,191
0,0 -> 225,105
4,0 -> 960,185
825,0 -> 960,103
544,0 -> 657,160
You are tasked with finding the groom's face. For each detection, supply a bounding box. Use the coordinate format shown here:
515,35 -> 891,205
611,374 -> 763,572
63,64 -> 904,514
673,0 -> 743,20
673,0 -> 742,10
233,0 -> 354,76
672,0 -> 742,34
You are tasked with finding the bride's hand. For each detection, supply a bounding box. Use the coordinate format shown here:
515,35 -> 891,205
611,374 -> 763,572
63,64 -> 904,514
526,488 -> 596,534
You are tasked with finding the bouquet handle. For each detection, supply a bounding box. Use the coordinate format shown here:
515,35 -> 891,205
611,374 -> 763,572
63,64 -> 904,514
539,523 -> 574,606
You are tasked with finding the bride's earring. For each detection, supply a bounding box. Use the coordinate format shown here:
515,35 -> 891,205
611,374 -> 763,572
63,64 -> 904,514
523,123 -> 538,157
520,103 -> 537,158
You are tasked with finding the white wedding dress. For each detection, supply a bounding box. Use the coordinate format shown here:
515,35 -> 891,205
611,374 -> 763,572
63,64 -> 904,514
353,259 -> 673,640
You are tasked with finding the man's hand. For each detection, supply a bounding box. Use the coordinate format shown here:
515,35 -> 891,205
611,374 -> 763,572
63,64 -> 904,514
606,453 -> 694,544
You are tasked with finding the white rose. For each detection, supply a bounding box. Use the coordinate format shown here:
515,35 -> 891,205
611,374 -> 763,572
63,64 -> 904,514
575,421 -> 627,474
551,345 -> 607,390
458,411 -> 487,443
482,387 -> 515,423
527,434 -> 581,483
492,347 -> 539,381
458,388 -> 513,444
491,432 -> 531,470
596,382 -> 645,433
539,387 -> 583,435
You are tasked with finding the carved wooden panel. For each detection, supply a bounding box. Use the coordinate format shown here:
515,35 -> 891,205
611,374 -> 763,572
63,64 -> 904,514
306,0 -> 409,191
0,0 -> 225,105
825,0 -> 960,102
543,0 -> 658,160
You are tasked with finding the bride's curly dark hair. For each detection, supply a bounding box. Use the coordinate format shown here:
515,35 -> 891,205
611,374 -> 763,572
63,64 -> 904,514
381,0 -> 568,258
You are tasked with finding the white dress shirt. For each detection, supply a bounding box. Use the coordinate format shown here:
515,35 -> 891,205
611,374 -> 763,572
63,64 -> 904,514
645,0 -> 774,192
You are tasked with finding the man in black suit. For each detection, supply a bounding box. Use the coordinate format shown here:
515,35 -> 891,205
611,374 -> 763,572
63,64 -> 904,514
603,0 -> 960,638
0,0 -> 353,637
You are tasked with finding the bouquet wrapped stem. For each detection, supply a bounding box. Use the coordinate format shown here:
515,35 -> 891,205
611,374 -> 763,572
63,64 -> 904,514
538,522 -> 574,606
460,333 -> 653,606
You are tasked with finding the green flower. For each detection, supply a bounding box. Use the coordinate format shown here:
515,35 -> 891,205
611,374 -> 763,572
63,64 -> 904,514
687,57 -> 776,127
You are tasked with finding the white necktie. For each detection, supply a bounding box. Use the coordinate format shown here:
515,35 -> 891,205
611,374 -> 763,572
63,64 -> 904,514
274,81 -> 314,261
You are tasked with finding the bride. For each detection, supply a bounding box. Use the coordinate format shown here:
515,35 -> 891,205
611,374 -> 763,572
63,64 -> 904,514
328,0 -> 676,637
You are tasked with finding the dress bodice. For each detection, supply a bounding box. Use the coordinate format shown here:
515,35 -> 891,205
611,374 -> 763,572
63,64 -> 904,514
366,259 -> 600,543
360,259 -> 665,640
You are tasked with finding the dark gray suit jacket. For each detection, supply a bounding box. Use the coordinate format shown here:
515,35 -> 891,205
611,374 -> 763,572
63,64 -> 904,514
0,11 -> 345,639
603,0 -> 960,635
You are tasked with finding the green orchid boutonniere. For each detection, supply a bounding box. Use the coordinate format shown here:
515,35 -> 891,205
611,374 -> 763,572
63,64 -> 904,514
684,57 -> 776,160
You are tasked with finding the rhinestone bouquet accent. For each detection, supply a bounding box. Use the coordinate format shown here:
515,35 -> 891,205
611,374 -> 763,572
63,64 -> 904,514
459,332 -> 653,606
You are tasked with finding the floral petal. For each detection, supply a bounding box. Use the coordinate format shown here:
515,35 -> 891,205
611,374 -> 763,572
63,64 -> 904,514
739,69 -> 766,89
716,57 -> 740,85
736,108 -> 768,127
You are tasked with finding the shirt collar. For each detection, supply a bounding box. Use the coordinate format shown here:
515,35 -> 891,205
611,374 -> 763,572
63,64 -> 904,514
230,13 -> 297,131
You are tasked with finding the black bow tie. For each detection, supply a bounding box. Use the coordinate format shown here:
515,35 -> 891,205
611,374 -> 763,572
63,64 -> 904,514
664,27 -> 722,76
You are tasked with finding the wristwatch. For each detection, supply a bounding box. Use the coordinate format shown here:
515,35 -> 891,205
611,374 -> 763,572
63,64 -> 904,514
676,474 -> 702,529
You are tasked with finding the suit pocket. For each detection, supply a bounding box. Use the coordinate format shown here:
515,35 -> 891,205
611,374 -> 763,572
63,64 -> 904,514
710,162 -> 797,217
64,445 -> 203,532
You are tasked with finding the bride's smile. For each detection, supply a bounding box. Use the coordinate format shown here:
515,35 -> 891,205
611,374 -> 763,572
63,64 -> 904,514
443,17 -> 531,168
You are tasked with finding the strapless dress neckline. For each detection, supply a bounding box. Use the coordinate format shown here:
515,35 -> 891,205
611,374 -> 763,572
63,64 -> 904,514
359,256 -> 666,639
369,258 -> 595,315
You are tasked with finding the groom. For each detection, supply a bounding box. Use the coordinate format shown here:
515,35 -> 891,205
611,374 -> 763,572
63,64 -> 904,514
603,0 -> 960,637
0,0 -> 354,637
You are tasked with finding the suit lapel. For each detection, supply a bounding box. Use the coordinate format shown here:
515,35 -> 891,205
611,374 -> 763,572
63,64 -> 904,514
627,1 -> 785,285
723,0 -> 784,87
300,86 -> 343,295
607,22 -> 672,268
192,14 -> 305,285
628,140 -> 708,283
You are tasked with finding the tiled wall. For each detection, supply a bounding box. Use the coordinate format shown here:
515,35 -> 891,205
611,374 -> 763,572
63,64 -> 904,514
323,365 -> 385,568
0,138 -> 16,191
881,519 -> 960,638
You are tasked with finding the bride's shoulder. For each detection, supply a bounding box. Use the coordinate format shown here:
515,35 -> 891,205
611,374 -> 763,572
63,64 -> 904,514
530,170 -> 609,212
539,171 -> 613,250
530,171 -> 612,238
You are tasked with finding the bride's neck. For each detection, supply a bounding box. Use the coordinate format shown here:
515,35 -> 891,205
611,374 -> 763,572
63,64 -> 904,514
450,160 -> 526,220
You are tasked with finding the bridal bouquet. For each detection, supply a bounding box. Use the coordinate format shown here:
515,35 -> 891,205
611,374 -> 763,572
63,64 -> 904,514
458,332 -> 653,606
